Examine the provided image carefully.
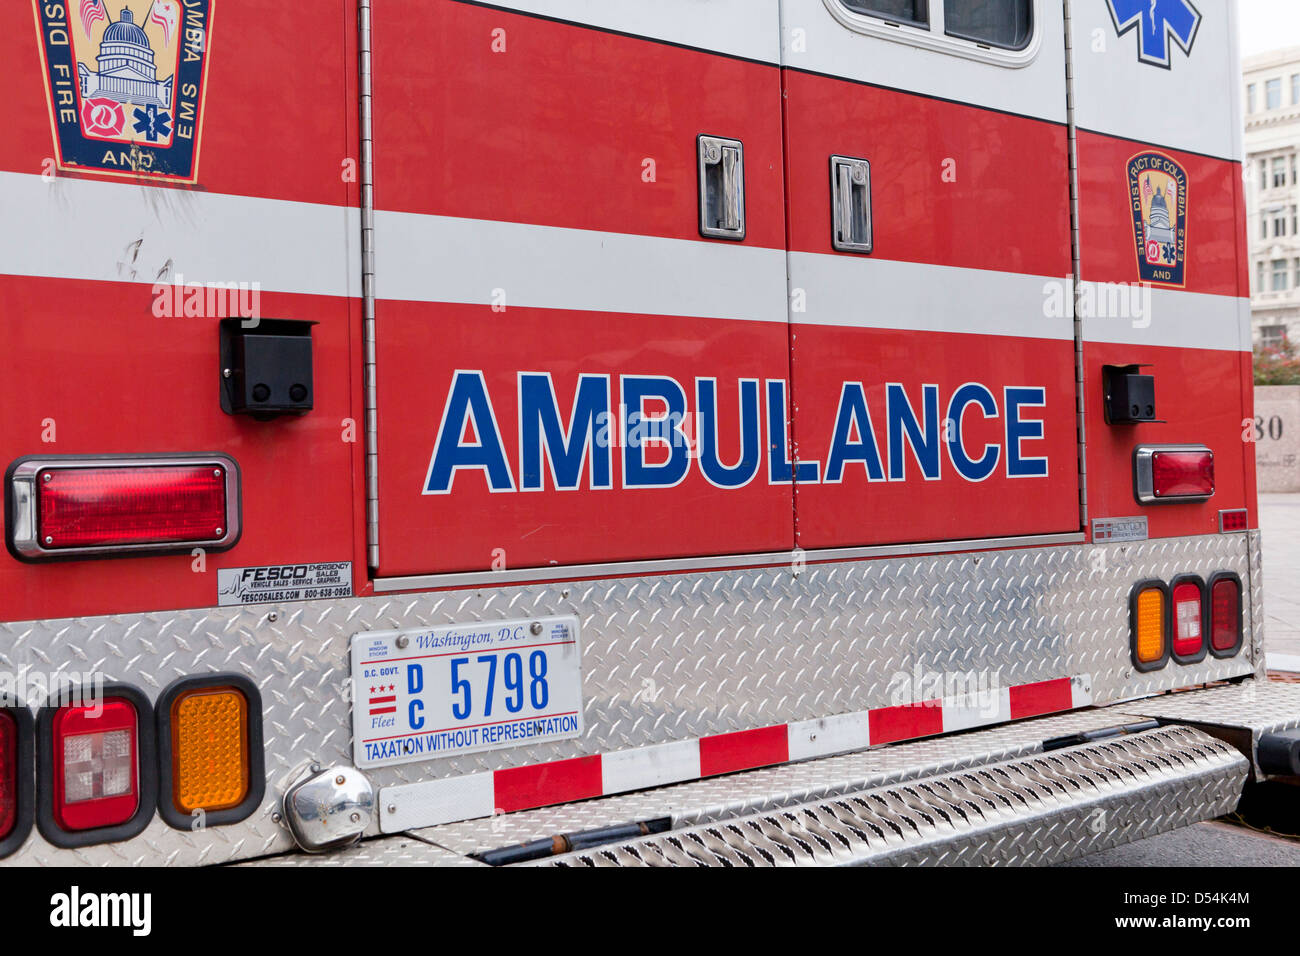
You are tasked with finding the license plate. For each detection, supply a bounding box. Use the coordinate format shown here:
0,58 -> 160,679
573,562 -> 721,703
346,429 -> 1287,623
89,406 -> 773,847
350,616 -> 583,769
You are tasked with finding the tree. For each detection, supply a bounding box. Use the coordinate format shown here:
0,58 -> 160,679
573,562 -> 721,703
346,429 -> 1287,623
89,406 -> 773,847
1254,339 -> 1300,386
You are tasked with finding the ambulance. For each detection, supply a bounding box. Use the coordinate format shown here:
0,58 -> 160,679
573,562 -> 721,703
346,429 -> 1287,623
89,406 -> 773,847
3,0 -> 1300,867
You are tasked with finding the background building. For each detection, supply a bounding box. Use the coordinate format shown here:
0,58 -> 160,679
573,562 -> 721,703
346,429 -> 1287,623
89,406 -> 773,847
1245,47 -> 1300,348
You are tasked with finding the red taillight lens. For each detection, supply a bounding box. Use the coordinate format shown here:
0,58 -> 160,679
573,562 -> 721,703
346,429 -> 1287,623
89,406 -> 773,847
38,466 -> 226,549
1171,578 -> 1205,660
1210,575 -> 1242,656
1151,450 -> 1214,499
52,698 -> 140,832
0,711 -> 16,840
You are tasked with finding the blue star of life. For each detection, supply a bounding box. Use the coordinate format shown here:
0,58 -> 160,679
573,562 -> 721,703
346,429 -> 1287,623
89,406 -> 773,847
1107,0 -> 1202,68
132,104 -> 173,142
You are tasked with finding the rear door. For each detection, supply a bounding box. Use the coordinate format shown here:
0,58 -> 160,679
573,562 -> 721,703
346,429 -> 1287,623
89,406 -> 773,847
1067,0 -> 1253,540
779,0 -> 1082,548
370,0 -> 793,577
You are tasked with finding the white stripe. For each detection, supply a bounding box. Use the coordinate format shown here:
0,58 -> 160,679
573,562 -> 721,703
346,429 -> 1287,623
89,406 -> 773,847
479,0 -> 781,64
1071,675 -> 1094,709
1080,287 -> 1250,352
378,771 -> 496,833
0,171 -> 360,298
375,210 -> 789,324
788,252 -> 1075,340
601,739 -> 701,795
942,686 -> 1013,734
787,711 -> 871,761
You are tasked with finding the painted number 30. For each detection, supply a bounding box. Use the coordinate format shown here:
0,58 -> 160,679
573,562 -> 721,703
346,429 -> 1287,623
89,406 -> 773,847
450,651 -> 549,720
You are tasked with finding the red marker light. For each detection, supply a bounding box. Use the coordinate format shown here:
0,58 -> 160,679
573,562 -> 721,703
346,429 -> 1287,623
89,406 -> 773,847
1135,445 -> 1214,504
7,456 -> 240,559
1209,574 -> 1242,657
0,711 -> 16,841
1151,450 -> 1214,499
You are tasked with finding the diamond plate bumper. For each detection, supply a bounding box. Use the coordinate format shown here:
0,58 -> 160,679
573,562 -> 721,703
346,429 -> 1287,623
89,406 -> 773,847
0,531 -> 1269,865
527,725 -> 1246,867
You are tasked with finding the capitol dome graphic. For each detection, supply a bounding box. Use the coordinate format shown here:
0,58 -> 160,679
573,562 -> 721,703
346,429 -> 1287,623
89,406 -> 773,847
78,7 -> 173,109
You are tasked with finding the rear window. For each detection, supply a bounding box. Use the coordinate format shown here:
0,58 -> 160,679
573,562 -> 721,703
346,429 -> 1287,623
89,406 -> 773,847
841,1 -> 929,28
943,0 -> 1033,51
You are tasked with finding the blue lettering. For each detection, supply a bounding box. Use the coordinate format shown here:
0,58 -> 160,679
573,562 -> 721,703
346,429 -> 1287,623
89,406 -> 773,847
1005,386 -> 1049,478
423,371 -> 515,494
825,383 -> 885,483
622,375 -> 690,488
697,378 -> 761,489
519,373 -> 611,491
886,383 -> 941,481
766,380 -> 819,484
946,383 -> 1001,482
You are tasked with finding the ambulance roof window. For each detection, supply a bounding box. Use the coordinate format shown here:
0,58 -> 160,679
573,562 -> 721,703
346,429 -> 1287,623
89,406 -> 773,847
944,0 -> 1032,52
841,1 -> 929,29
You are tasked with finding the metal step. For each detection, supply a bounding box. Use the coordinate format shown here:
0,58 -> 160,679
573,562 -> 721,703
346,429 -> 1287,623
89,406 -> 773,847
1116,682 -> 1300,780
528,725 -> 1246,866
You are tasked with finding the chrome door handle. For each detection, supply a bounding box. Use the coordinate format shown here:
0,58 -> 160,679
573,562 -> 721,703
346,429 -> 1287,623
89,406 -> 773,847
698,135 -> 746,240
830,155 -> 872,253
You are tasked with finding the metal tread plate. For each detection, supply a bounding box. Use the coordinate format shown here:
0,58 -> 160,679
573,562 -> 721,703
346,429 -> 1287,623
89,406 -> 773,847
413,709 -> 1152,856
527,726 -> 1247,867
0,532 -> 1262,865
1115,682 -> 1300,776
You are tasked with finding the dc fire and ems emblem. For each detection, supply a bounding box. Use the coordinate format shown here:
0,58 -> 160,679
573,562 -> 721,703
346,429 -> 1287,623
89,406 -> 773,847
33,0 -> 214,184
1127,152 -> 1188,287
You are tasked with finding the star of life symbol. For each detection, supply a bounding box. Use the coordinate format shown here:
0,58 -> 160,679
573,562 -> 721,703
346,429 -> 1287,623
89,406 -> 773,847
1106,0 -> 1202,69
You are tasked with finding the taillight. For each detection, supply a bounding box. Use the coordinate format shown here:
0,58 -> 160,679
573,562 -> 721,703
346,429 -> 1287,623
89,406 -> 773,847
37,685 -> 156,848
0,711 -> 16,840
1130,581 -> 1169,671
1219,509 -> 1249,533
1170,576 -> 1207,663
0,705 -> 34,859
53,699 -> 139,831
1134,445 -> 1214,504
157,674 -> 265,829
1208,572 -> 1243,658
7,455 -> 240,560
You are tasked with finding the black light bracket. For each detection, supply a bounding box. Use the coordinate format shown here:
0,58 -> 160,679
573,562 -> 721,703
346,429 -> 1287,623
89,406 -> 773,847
219,318 -> 316,419
1103,363 -> 1164,425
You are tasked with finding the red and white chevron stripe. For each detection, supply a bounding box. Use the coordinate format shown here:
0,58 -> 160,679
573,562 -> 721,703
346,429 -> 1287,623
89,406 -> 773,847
379,675 -> 1091,832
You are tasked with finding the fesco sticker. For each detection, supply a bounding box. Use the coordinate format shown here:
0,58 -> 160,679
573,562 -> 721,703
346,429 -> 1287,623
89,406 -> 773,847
217,562 -> 353,606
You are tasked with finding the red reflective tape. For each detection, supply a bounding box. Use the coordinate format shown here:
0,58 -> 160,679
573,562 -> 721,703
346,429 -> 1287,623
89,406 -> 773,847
698,725 -> 789,778
869,701 -> 944,745
1008,678 -> 1074,720
493,755 -> 603,814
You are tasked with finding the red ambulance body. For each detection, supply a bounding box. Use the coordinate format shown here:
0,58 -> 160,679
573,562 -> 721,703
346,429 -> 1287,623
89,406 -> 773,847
1,0 -> 1297,866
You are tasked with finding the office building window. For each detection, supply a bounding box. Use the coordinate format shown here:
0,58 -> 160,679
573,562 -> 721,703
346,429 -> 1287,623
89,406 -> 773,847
1273,259 -> 1289,291
1273,156 -> 1288,187
1248,83 -> 1257,113
1268,78 -> 1283,109
1261,325 -> 1289,348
